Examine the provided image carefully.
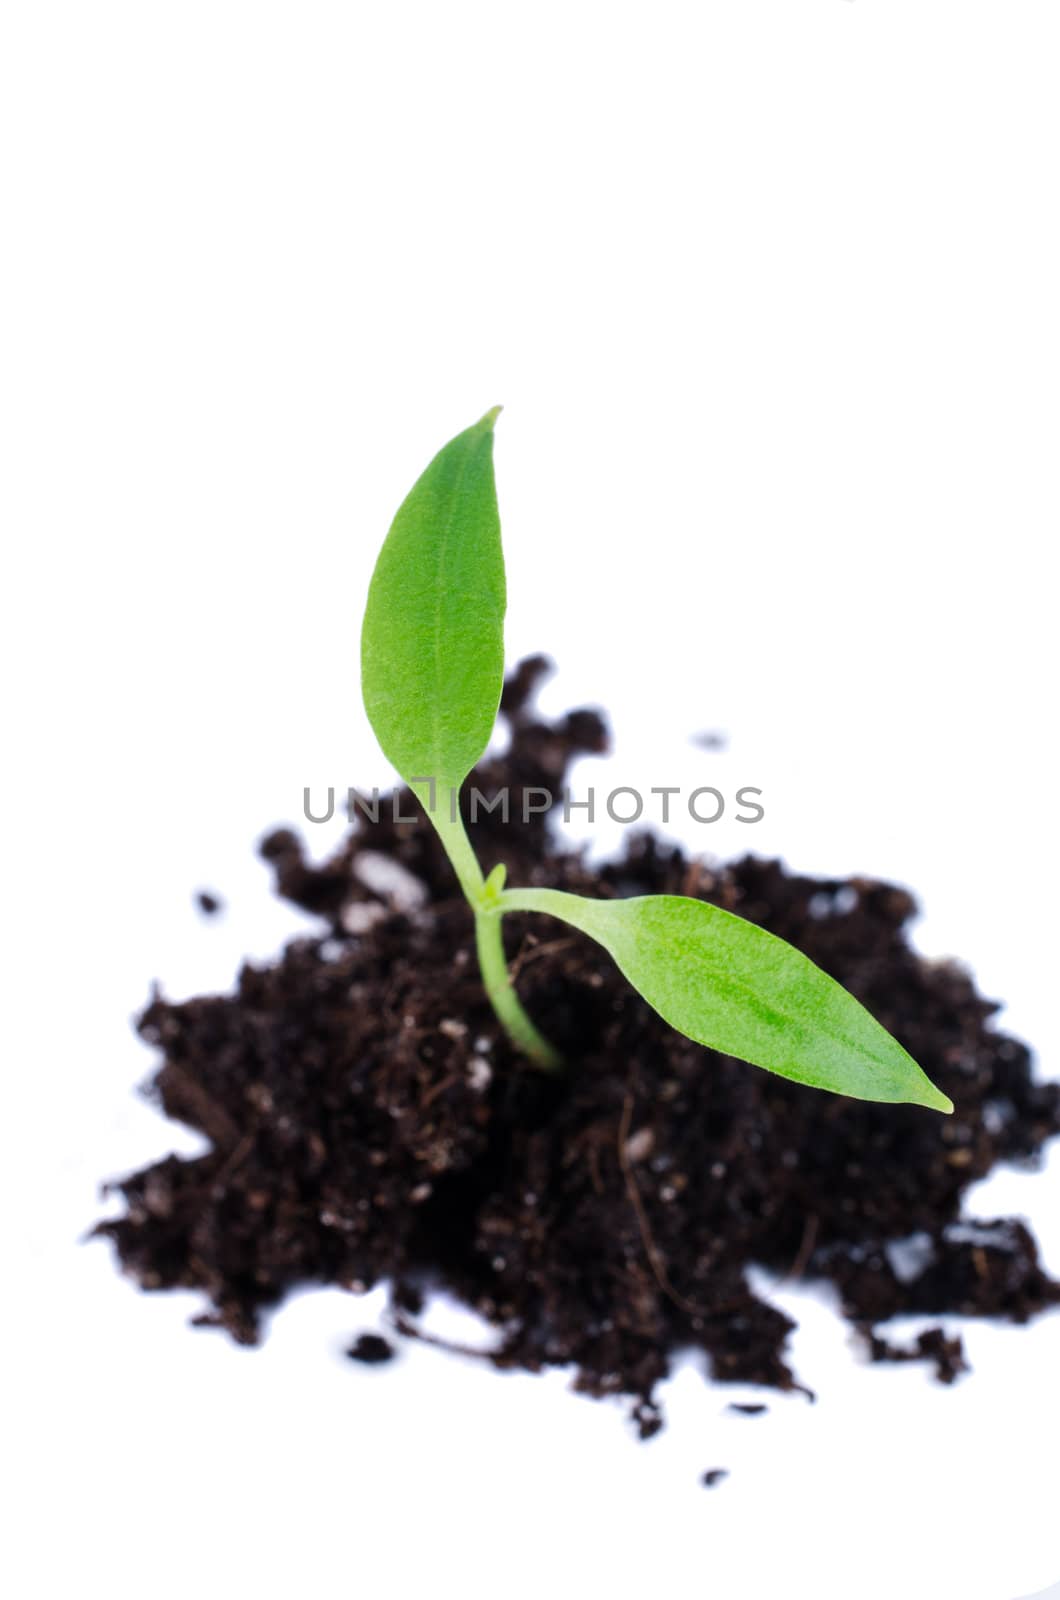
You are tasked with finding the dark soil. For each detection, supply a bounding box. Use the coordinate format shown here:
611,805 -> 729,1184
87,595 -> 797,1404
97,657 -> 1060,1432
346,1333 -> 396,1365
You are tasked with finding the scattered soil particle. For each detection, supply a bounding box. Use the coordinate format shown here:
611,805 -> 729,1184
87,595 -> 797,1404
195,890 -> 223,916
727,1403 -> 768,1416
702,1469 -> 729,1488
864,1325 -> 970,1385
346,1333 -> 396,1366
631,1399 -> 664,1440
97,658 -> 1060,1436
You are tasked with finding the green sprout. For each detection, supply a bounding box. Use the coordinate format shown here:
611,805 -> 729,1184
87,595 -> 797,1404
361,408 -> 953,1114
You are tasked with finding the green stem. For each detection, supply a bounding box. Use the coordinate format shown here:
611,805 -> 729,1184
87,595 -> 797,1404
430,810 -> 561,1071
430,808 -> 486,902
474,908 -> 562,1071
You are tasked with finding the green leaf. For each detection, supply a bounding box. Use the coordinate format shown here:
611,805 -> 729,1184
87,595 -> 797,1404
361,408 -> 506,796
500,888 -> 953,1112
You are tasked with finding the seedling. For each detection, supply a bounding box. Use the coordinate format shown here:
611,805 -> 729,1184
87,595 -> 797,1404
361,409 -> 952,1113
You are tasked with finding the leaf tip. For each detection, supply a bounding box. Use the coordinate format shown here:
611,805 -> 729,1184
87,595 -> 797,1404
918,1082 -> 954,1116
477,405 -> 504,433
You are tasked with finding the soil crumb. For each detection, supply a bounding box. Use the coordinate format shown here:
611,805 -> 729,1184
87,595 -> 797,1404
346,1334 -> 396,1366
864,1325 -> 969,1385
97,659 -> 1060,1432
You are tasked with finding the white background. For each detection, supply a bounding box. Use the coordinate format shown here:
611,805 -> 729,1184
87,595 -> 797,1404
3,3 -> 1059,1597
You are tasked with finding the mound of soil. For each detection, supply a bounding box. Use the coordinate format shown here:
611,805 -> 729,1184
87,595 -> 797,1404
97,658 -> 1060,1433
